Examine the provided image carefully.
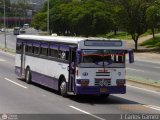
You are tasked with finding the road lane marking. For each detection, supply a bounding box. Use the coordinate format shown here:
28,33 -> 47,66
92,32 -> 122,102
0,58 -> 6,62
154,66 -> 160,69
143,105 -> 160,111
127,84 -> 160,95
69,105 -> 106,120
0,51 -> 15,57
5,78 -> 27,89
126,68 -> 145,72
136,59 -> 160,64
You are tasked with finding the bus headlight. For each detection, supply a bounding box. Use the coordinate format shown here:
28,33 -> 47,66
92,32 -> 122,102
116,79 -> 125,86
77,79 -> 89,86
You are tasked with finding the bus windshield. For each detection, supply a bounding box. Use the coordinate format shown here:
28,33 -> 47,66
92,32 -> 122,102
80,49 -> 126,68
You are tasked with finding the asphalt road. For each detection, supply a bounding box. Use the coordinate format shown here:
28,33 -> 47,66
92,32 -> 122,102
126,59 -> 160,82
0,51 -> 160,120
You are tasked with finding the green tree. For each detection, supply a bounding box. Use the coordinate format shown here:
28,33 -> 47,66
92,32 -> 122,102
117,0 -> 148,50
31,12 -> 47,31
146,0 -> 160,38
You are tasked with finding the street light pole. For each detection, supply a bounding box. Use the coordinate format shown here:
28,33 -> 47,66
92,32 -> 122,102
3,0 -> 6,49
47,0 -> 50,34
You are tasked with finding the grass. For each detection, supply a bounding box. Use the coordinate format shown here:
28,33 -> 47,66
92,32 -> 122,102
97,30 -> 159,40
97,32 -> 132,40
140,36 -> 160,48
0,45 -> 15,54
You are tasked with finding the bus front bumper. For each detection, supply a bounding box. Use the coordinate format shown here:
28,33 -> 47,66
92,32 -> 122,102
75,86 -> 126,95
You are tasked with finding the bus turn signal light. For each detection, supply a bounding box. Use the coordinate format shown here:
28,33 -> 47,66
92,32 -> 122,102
77,79 -> 89,86
116,79 -> 125,86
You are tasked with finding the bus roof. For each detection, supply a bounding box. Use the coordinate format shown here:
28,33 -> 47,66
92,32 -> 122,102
17,35 -> 85,44
17,35 -> 123,44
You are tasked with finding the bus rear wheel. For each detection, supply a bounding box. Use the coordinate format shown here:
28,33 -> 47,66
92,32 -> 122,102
60,81 -> 67,97
25,68 -> 31,84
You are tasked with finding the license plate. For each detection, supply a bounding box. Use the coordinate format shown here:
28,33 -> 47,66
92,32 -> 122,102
100,88 -> 107,92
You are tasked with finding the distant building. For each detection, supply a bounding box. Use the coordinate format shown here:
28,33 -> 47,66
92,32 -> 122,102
10,0 -> 45,11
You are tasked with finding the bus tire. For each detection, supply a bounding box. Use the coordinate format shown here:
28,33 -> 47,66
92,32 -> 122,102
25,68 -> 32,84
60,80 -> 67,97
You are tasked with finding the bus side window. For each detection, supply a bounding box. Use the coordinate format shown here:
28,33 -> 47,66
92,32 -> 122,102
25,45 -> 28,53
49,48 -> 58,58
40,43 -> 49,56
28,46 -> 33,53
16,43 -> 22,52
40,47 -> 48,56
49,43 -> 59,58
59,50 -> 69,61
33,46 -> 40,55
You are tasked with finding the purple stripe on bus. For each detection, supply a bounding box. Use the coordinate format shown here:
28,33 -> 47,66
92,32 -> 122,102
33,43 -> 40,47
41,44 -> 49,48
15,66 -> 21,77
50,44 -> 58,49
75,86 -> 126,95
31,71 -> 59,90
27,42 -> 32,46
60,46 -> 69,51
17,40 -> 22,44
15,66 -> 59,90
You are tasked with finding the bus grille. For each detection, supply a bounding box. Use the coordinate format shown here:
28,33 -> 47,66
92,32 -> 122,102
96,72 -> 110,76
95,78 -> 111,86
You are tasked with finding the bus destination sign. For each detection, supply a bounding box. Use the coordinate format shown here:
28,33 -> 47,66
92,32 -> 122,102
84,40 -> 122,47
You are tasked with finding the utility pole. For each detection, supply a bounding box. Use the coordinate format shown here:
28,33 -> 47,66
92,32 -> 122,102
47,0 -> 50,35
3,0 -> 6,49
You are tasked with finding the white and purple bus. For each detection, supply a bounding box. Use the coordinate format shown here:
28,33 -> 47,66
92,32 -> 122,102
15,35 -> 134,97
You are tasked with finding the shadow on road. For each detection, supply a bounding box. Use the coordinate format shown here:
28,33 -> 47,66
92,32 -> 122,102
68,95 -> 140,105
18,79 -> 141,105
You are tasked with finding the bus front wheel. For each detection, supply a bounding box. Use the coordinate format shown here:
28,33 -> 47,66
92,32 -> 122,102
60,81 -> 67,97
25,68 -> 31,84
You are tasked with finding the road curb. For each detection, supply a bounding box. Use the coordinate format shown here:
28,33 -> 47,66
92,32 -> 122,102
126,75 -> 160,87
0,47 -> 15,55
127,80 -> 160,92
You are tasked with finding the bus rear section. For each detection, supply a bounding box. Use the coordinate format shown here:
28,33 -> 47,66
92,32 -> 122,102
74,49 -> 128,96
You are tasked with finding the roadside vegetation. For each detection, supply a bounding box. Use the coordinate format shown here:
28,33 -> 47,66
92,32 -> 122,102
30,0 -> 160,51
98,32 -> 132,40
140,36 -> 160,48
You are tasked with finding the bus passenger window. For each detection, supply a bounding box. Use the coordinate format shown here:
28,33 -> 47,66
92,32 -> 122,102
40,47 -> 48,56
16,44 -> 22,52
33,46 -> 40,55
49,49 -> 58,58
59,51 -> 69,61
28,46 -> 33,53
25,45 -> 28,52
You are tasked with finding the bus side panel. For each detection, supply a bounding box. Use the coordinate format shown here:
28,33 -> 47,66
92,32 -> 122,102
31,71 -> 59,90
24,55 -> 68,90
15,54 -> 22,77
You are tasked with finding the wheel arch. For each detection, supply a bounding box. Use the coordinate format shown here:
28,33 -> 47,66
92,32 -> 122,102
58,74 -> 66,91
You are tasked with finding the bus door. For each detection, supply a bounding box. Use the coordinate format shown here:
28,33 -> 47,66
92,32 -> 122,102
20,43 -> 26,77
68,47 -> 76,92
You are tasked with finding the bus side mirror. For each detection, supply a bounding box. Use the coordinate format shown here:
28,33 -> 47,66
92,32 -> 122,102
128,50 -> 134,63
76,49 -> 81,64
